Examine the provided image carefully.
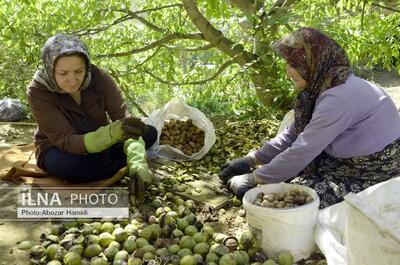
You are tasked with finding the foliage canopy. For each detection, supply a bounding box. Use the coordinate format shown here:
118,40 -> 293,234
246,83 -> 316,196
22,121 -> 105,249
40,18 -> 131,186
0,0 -> 399,119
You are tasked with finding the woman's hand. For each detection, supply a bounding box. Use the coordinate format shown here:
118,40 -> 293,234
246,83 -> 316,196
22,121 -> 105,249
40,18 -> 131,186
219,157 -> 255,183
124,138 -> 155,200
120,117 -> 148,139
83,117 -> 148,153
227,173 -> 257,198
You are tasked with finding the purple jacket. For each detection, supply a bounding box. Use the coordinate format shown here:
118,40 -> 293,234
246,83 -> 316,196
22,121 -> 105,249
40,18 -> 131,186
250,75 -> 400,183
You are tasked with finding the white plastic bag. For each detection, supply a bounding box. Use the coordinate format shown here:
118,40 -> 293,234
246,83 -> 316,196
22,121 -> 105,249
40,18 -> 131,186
277,109 -> 294,134
344,178 -> 400,265
0,98 -> 26,122
144,98 -> 216,161
315,202 -> 348,265
315,177 -> 400,265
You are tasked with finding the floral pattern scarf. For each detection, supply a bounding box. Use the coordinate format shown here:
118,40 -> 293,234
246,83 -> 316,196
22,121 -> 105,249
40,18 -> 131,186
273,27 -> 350,135
33,34 -> 92,93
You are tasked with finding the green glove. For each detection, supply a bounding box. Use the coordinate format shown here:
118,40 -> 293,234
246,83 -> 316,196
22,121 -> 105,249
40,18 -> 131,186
124,138 -> 154,199
84,120 -> 124,153
84,117 -> 148,154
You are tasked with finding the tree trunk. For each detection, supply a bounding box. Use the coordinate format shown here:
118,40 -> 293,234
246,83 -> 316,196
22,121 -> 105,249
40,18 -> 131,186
180,51 -> 188,74
250,52 -> 282,107
183,0 -> 294,108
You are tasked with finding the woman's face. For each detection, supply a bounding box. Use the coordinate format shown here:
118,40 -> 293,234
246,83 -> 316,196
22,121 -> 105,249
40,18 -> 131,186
286,64 -> 307,91
54,55 -> 86,94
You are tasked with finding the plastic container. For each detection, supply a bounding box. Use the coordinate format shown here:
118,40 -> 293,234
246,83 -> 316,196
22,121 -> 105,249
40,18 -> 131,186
243,183 -> 320,262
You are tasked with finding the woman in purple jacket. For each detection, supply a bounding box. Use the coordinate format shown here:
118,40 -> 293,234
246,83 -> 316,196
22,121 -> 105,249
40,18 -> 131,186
220,28 -> 400,208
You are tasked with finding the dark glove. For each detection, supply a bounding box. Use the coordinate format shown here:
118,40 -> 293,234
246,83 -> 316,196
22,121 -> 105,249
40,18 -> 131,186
120,117 -> 149,140
219,157 -> 255,184
227,173 -> 257,198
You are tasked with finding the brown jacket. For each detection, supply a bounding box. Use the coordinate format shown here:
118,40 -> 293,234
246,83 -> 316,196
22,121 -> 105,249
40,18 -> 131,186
27,65 -> 129,169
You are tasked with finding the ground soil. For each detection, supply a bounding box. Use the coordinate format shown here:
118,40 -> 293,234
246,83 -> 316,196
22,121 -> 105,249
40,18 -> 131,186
1,69 -> 399,264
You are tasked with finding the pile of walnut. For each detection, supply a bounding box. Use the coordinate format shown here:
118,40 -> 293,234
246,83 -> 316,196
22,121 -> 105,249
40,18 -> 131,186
159,119 -> 205,156
253,190 -> 314,208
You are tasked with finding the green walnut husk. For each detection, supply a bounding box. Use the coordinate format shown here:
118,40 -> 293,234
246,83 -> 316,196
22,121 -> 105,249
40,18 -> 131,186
47,261 -> 62,265
84,244 -> 102,258
180,255 -> 197,265
63,251 -> 81,265
17,240 -> 34,250
278,251 -> 294,265
90,257 -> 108,265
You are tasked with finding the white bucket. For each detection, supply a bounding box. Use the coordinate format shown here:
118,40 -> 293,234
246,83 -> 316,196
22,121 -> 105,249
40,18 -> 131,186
243,183 -> 320,262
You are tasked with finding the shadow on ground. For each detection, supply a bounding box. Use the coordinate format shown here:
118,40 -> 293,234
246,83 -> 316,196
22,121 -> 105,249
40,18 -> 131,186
0,68 -> 399,264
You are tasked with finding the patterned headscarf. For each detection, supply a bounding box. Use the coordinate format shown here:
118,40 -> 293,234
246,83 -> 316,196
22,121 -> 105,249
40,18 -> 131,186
33,34 -> 92,93
273,27 -> 350,136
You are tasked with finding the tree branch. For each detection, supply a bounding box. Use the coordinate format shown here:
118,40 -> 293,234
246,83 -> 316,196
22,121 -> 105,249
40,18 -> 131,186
96,32 -> 204,58
182,0 -> 257,66
104,4 -> 183,14
69,15 -> 132,36
74,4 -> 183,37
255,0 -> 297,42
275,0 -> 295,8
361,0 -> 366,31
115,47 -> 162,77
135,47 -> 161,69
223,70 -> 245,94
131,13 -> 163,32
163,43 -> 215,51
113,9 -> 164,32
112,3 -> 183,15
108,69 -> 148,117
371,3 -> 400,13
143,59 -> 235,85
261,0 -> 298,19
111,4 -> 184,32
227,0 -> 257,15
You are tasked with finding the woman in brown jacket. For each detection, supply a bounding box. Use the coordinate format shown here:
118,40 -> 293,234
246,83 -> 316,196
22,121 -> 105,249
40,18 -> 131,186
27,34 -> 158,185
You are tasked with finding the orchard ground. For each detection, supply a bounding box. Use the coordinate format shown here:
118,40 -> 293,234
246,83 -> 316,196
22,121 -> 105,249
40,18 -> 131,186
1,68 -> 399,265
